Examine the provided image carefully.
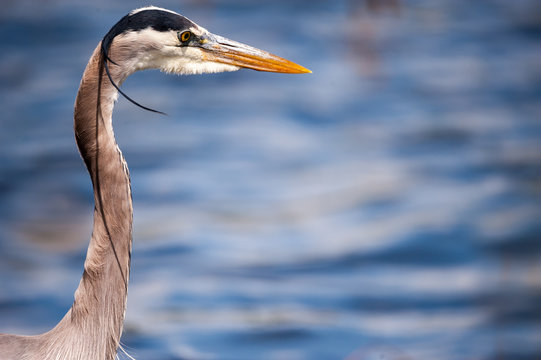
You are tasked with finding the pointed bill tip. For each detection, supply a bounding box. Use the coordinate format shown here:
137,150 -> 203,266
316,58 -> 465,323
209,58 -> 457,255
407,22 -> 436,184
284,62 -> 312,74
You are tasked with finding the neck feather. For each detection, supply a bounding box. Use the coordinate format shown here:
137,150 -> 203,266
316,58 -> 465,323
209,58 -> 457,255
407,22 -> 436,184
41,43 -> 133,360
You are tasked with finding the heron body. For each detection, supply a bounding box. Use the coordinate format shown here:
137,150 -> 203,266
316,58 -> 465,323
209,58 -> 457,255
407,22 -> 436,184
0,7 -> 309,360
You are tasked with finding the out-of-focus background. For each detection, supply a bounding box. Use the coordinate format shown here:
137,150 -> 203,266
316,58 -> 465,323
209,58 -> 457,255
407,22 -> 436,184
1,0 -> 540,359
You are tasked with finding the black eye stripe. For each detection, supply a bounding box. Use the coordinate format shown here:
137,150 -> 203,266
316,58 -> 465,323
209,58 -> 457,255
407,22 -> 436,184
103,10 -> 196,55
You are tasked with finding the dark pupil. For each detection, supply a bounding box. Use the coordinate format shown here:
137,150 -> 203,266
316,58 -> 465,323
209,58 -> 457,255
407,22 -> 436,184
181,32 -> 190,42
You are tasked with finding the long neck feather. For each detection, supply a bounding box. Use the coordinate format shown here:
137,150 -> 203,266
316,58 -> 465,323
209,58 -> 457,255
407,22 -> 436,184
39,43 -> 133,360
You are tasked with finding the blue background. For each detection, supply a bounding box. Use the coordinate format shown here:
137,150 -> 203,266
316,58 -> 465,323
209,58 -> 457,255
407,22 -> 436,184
1,1 -> 540,359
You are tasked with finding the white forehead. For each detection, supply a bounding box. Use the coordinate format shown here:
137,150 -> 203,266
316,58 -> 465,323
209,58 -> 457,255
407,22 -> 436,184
129,6 -> 179,16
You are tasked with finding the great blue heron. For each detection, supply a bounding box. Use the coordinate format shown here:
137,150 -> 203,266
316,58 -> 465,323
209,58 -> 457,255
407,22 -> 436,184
0,7 -> 309,359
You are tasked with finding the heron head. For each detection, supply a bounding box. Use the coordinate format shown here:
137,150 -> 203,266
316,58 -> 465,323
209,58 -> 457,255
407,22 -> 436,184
103,7 -> 311,77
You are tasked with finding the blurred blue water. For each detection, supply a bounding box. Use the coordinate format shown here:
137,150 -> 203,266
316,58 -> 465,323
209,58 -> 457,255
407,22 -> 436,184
1,1 -> 541,359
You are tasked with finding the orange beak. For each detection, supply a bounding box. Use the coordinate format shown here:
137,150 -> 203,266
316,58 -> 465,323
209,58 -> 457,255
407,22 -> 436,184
200,34 -> 311,74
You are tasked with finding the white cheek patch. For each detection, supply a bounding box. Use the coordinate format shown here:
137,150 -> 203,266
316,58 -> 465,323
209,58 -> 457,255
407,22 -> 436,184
114,28 -> 240,75
159,57 -> 240,75
154,46 -> 238,75
176,61 -> 240,75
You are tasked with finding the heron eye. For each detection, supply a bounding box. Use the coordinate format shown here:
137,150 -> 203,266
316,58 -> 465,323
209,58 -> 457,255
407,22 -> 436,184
179,31 -> 191,43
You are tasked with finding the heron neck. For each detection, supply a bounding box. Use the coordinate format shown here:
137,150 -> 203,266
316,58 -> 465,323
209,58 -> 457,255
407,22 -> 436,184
50,44 -> 132,359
